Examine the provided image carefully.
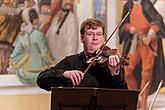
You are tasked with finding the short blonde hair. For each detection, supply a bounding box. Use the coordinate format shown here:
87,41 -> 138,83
80,19 -> 105,36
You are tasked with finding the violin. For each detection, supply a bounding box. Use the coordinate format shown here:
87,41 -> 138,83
86,46 -> 129,68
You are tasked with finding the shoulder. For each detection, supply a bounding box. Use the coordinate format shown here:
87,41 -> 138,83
55,53 -> 82,69
30,28 -> 46,41
31,28 -> 45,37
65,53 -> 80,60
62,52 -> 84,64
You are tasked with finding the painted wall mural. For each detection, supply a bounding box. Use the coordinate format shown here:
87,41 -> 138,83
0,0 -> 79,85
93,0 -> 107,25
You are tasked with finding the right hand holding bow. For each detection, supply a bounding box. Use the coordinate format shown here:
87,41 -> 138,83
63,70 -> 84,86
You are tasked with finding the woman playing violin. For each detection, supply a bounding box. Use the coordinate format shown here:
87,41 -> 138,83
37,19 -> 128,91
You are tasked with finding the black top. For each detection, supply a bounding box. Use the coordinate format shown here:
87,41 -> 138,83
37,52 -> 128,91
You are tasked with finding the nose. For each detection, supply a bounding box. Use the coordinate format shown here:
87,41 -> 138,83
92,34 -> 98,40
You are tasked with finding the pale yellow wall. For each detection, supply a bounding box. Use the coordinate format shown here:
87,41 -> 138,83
116,0 -> 124,54
0,94 -> 51,110
163,40 -> 165,58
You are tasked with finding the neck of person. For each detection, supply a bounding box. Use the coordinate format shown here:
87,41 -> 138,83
133,0 -> 142,4
84,50 -> 97,60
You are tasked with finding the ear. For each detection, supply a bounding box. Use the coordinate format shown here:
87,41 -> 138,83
80,35 -> 84,43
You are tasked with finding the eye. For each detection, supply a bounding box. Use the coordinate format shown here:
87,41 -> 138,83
96,33 -> 103,36
86,32 -> 93,36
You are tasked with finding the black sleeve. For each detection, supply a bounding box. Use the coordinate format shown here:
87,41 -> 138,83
112,67 -> 128,89
37,57 -> 71,91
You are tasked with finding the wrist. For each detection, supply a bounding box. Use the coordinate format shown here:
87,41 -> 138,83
113,69 -> 120,75
108,65 -> 120,76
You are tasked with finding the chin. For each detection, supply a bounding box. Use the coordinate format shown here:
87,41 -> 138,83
89,49 -> 98,54
93,46 -> 100,50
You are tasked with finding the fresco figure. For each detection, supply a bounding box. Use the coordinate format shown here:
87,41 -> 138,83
119,0 -> 165,110
0,0 -> 22,74
38,0 -> 51,33
46,0 -> 79,62
9,9 -> 56,85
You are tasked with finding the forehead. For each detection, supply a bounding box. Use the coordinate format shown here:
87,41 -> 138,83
85,27 -> 103,32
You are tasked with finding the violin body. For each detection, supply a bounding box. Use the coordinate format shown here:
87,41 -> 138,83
86,46 -> 129,67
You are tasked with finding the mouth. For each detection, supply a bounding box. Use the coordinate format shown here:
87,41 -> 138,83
91,43 -> 99,46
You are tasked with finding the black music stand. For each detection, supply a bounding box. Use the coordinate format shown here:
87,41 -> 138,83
51,87 -> 139,110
